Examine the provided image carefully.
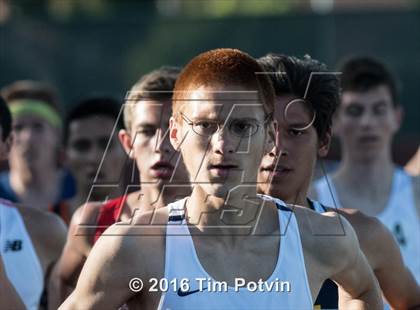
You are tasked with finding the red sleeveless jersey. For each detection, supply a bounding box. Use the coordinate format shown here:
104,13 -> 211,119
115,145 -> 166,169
94,196 -> 126,243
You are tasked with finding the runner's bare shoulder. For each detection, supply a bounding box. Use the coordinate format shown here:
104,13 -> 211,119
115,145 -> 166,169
292,206 -> 360,273
102,205 -> 170,237
70,202 -> 104,241
15,205 -> 67,267
73,201 -> 104,226
88,206 -> 170,283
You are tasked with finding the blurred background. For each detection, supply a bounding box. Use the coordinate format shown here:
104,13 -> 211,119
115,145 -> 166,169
1,0 -> 419,164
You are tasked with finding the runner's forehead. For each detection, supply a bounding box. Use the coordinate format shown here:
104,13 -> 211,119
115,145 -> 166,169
275,96 -> 313,125
69,116 -> 115,138
13,113 -> 49,124
341,85 -> 393,107
182,85 -> 265,119
132,100 -> 171,125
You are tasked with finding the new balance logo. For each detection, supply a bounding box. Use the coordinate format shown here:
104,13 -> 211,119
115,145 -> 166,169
4,240 -> 23,252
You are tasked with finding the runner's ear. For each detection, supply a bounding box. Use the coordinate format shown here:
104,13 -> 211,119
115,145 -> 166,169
169,117 -> 181,150
318,128 -> 331,158
264,120 -> 277,154
391,104 -> 403,133
118,129 -> 135,159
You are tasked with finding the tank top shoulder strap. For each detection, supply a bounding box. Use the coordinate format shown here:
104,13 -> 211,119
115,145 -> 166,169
167,198 -> 187,223
307,198 -> 328,213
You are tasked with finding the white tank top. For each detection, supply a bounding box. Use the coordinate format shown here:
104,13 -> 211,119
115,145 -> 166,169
0,200 -> 44,310
313,169 -> 420,283
159,196 -> 313,309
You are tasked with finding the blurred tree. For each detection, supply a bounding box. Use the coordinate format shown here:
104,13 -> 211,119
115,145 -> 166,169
180,0 -> 293,17
8,0 -> 156,21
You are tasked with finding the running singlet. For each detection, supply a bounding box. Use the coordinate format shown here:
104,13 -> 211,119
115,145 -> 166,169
313,168 -> 420,283
159,197 -> 313,309
93,196 -> 126,243
0,199 -> 44,310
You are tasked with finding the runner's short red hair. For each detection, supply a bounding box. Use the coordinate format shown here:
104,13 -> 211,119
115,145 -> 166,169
173,48 -> 274,119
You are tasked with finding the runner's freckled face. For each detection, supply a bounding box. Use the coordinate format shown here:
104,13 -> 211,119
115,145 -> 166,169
258,95 -> 329,202
120,100 -> 188,184
170,84 -> 275,198
335,85 -> 401,162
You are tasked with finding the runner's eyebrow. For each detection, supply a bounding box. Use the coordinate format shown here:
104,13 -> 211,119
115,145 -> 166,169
189,116 -> 260,122
287,122 -> 309,128
134,123 -> 159,128
347,100 -> 387,107
346,101 -> 364,106
372,101 -> 387,107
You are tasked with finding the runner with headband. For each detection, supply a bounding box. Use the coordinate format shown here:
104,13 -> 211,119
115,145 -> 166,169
0,81 -> 76,224
0,95 -> 67,309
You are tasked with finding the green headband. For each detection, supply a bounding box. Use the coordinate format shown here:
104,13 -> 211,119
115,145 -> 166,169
9,99 -> 62,128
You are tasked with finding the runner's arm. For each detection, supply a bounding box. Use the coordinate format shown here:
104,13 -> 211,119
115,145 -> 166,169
50,203 -> 101,307
371,217 -> 420,308
329,217 -> 383,309
58,223 -> 142,309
